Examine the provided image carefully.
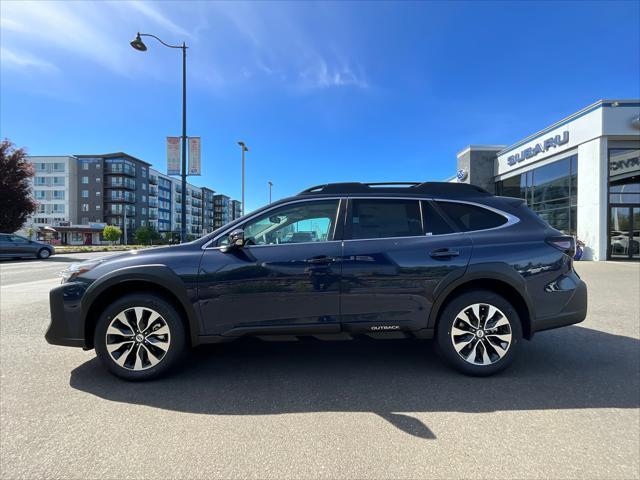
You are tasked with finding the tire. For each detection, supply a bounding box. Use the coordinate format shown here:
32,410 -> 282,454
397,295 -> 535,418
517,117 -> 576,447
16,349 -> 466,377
37,248 -> 50,259
436,289 -> 522,376
94,293 -> 187,381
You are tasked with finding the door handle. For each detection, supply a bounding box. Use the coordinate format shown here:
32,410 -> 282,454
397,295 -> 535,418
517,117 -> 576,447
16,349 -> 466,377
305,256 -> 335,265
430,248 -> 460,259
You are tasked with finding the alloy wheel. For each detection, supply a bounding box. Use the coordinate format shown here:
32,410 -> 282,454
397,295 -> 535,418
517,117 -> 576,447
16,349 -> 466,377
450,303 -> 512,366
105,307 -> 171,371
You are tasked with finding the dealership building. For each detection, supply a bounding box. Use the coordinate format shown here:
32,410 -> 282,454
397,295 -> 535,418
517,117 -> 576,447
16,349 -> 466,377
454,99 -> 640,261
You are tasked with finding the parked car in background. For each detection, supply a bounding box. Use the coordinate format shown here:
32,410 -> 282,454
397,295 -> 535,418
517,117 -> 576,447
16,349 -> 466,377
46,182 -> 587,381
0,234 -> 55,259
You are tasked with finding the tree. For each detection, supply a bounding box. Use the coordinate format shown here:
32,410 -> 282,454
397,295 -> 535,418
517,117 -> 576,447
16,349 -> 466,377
102,225 -> 122,245
134,225 -> 161,245
0,140 -> 36,233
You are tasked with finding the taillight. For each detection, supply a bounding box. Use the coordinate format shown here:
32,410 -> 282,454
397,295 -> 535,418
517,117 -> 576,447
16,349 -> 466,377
546,236 -> 576,257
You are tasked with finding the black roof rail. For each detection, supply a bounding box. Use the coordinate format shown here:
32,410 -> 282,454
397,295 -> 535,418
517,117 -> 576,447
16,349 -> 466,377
297,182 -> 491,196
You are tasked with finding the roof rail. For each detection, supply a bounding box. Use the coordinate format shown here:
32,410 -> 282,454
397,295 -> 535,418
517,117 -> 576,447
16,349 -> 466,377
297,182 -> 491,196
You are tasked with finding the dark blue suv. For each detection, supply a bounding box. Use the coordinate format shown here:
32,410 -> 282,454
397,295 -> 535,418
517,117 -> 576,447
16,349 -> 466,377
47,182 -> 587,380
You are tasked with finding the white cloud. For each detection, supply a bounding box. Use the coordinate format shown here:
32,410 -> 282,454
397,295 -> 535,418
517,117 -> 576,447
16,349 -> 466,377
0,1 -> 368,93
0,47 -> 59,72
300,59 -> 368,90
126,1 -> 192,39
207,2 -> 369,92
1,1 -> 129,74
0,1 -> 192,76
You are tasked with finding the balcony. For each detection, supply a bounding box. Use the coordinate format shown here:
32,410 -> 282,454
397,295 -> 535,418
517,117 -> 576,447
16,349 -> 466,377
105,164 -> 136,177
106,191 -> 136,203
108,177 -> 136,190
149,186 -> 158,196
149,175 -> 158,185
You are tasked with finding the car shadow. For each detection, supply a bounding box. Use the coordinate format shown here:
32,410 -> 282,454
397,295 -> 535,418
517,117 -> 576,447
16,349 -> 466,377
70,325 -> 639,439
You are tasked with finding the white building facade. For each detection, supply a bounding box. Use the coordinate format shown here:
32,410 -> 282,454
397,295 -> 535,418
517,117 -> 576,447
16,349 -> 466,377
456,100 -> 640,261
28,156 -> 78,228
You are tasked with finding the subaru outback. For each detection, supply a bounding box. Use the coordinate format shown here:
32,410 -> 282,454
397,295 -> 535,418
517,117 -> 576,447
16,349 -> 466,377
47,182 -> 588,380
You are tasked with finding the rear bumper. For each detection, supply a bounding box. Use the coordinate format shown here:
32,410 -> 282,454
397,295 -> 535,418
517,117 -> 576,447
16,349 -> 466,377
531,278 -> 588,334
45,283 -> 87,348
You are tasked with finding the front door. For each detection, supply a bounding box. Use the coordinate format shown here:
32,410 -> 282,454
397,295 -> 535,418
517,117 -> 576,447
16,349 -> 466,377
198,199 -> 343,335
83,233 -> 92,245
340,198 -> 472,333
609,206 -> 640,260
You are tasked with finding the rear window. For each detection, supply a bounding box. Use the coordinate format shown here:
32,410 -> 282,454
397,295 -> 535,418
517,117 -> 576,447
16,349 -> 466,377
422,201 -> 455,235
349,199 -> 422,239
435,201 -> 507,232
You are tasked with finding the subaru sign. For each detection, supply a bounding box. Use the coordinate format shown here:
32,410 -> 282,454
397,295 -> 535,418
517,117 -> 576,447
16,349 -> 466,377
456,169 -> 468,182
507,131 -> 569,166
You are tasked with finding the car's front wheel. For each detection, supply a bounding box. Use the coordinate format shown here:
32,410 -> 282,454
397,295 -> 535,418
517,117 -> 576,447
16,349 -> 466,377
436,289 -> 522,376
94,293 -> 186,381
37,248 -> 50,259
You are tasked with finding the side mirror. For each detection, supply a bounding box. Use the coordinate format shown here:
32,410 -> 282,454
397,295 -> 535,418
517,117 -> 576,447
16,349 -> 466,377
221,229 -> 245,253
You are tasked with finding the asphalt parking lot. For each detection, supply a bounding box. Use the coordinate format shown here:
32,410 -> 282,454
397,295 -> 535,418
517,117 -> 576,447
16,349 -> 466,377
1,253 -> 638,479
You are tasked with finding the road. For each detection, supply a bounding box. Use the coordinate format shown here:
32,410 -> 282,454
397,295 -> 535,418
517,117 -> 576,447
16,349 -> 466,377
1,254 -> 639,479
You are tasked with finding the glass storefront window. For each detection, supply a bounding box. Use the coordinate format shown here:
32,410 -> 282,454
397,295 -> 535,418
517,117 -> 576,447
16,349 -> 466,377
496,154 -> 577,235
608,149 -> 640,260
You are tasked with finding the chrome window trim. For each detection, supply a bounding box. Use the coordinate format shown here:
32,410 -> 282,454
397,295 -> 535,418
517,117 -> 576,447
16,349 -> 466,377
202,195 -> 520,249
202,196 -> 344,250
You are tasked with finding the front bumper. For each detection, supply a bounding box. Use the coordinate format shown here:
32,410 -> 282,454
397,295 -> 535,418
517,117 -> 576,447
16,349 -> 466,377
532,277 -> 588,334
45,282 -> 87,348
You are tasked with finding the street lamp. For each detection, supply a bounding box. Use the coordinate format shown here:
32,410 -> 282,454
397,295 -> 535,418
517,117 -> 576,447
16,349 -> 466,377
268,181 -> 273,203
130,32 -> 189,243
237,141 -> 249,215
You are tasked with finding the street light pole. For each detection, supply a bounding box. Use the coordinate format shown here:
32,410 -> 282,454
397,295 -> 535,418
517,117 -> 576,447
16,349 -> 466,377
268,181 -> 273,203
180,41 -> 187,243
130,32 -> 188,243
237,141 -> 249,215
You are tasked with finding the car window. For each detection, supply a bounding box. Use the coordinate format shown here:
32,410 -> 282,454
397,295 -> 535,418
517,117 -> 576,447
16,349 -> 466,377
349,199 -> 422,240
435,201 -> 507,232
222,200 -> 339,246
10,235 -> 29,243
422,201 -> 455,235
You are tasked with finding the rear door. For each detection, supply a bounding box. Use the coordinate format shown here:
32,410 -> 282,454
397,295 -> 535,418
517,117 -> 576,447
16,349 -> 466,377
339,198 -> 472,333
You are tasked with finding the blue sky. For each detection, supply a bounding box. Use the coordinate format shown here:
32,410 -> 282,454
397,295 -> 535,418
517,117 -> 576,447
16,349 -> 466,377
1,1 -> 639,211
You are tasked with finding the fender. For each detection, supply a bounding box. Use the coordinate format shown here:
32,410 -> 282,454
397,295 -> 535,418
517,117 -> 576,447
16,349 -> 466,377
426,262 -> 535,331
81,264 -> 203,346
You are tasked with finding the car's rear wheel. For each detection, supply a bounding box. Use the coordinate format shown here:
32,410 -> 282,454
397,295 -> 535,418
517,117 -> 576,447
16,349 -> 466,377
94,293 -> 186,381
436,289 -> 522,376
37,248 -> 50,259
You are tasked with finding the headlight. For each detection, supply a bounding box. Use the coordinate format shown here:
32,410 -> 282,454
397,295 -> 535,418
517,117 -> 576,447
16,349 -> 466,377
60,260 -> 104,283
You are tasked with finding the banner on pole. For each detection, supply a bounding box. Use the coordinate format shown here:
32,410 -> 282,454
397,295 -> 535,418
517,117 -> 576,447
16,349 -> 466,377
188,137 -> 201,176
167,137 -> 180,175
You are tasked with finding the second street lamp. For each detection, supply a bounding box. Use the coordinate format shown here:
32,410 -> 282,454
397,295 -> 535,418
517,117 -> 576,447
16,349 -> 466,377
237,141 -> 249,215
130,32 -> 189,243
268,181 -> 273,203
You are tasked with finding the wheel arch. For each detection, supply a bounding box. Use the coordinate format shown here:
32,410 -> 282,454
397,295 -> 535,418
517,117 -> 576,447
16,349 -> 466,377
81,265 -> 201,349
428,264 -> 534,339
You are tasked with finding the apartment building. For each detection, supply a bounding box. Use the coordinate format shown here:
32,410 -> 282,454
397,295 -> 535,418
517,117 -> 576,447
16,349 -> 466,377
202,187 -> 216,234
213,194 -> 232,228
231,200 -> 243,220
29,156 -> 78,227
23,152 -> 238,245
